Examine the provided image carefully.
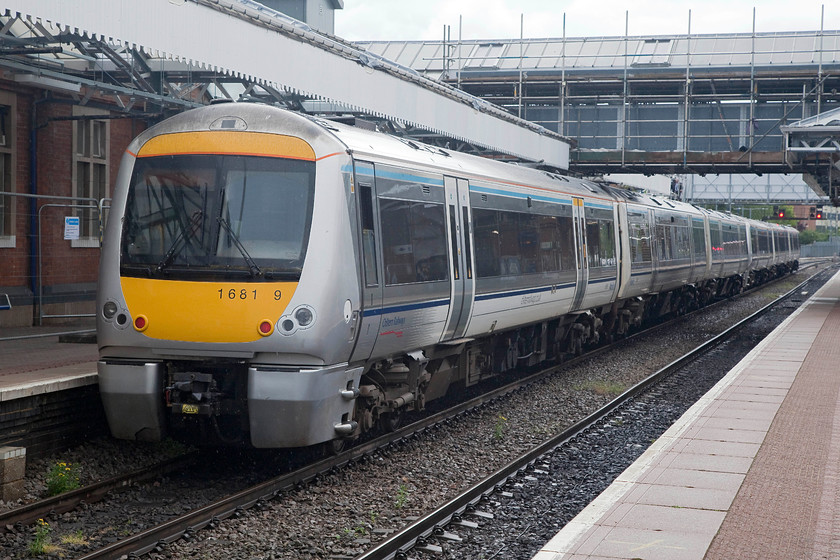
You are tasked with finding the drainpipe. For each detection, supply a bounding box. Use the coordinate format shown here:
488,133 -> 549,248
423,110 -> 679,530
29,94 -> 50,312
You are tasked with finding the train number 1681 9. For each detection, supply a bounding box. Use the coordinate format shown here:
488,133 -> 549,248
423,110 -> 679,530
217,288 -> 283,301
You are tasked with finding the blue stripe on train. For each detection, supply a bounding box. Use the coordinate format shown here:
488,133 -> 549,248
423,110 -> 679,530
362,277 -> 617,317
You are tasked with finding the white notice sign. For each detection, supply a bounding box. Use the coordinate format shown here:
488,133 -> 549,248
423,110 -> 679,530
64,216 -> 80,240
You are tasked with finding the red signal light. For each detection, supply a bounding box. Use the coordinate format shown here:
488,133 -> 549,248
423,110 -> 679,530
258,319 -> 274,336
816,211 -> 823,219
777,211 -> 785,219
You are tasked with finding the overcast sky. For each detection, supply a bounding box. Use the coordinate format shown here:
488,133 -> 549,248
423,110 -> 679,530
335,1 -> 837,42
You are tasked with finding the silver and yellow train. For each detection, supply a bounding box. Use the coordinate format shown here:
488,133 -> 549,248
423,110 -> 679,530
96,103 -> 799,448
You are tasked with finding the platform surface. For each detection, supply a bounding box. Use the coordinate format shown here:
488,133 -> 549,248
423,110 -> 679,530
533,268 -> 840,560
0,324 -> 97,401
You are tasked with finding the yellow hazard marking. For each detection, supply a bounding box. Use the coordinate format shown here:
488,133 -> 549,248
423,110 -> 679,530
120,277 -> 297,343
136,131 -> 316,161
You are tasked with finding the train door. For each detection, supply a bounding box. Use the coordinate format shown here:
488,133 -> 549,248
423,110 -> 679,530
440,176 -> 475,341
349,161 -> 383,363
570,196 -> 589,311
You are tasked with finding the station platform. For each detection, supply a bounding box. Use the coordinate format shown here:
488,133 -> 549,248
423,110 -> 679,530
0,323 -> 98,402
533,268 -> 840,560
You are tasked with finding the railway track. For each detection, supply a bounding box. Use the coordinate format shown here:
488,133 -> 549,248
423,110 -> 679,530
357,266 -> 829,559
3,264 -> 823,559
0,455 -> 196,532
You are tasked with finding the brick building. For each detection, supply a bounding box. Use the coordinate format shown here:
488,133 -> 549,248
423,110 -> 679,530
0,81 -> 151,327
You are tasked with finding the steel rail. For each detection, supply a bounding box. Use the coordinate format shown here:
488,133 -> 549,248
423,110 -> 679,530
0,454 -> 197,532
69,267 -> 816,559
354,268 -> 824,560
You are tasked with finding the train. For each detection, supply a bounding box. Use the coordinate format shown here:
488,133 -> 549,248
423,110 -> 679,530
96,102 -> 799,449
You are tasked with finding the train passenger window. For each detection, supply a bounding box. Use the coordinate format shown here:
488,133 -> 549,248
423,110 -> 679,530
710,224 -> 723,261
629,222 -> 652,264
557,216 -> 576,271
722,227 -> 739,258
359,185 -> 379,287
586,219 -> 616,268
692,223 -> 706,258
473,209 -> 501,277
655,225 -> 668,261
379,199 -> 447,285
674,226 -> 691,259
472,208 -> 574,278
586,220 -> 600,267
758,231 -> 769,254
627,212 -> 652,264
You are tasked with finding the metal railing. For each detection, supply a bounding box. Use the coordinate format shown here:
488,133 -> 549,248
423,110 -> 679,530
0,192 -> 110,324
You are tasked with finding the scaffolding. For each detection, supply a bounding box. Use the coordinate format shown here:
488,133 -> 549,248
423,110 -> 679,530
361,18 -> 840,180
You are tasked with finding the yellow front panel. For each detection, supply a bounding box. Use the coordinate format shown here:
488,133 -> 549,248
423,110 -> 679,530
120,277 -> 298,343
136,131 -> 316,161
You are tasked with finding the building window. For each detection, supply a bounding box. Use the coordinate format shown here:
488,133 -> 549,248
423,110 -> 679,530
0,97 -> 15,248
72,111 -> 109,246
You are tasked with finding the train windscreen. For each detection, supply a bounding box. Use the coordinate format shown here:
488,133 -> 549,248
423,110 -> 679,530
119,154 -> 315,281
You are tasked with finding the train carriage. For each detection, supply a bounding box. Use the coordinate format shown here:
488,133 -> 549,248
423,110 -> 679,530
97,102 -> 799,449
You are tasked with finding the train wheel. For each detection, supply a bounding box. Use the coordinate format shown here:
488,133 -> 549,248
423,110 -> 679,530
323,437 -> 347,456
379,410 -> 403,432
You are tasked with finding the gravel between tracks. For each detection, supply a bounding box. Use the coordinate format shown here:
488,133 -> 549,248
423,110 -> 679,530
2,265 -> 828,559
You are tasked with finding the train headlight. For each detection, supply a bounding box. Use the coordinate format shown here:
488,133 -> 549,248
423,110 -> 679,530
295,306 -> 315,327
102,301 -> 118,320
277,305 -> 317,336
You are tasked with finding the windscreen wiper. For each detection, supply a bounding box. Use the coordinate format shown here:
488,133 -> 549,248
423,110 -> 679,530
217,217 -> 263,278
156,211 -> 203,274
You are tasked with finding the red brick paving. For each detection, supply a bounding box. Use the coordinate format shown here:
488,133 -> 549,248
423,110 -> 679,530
705,297 -> 840,560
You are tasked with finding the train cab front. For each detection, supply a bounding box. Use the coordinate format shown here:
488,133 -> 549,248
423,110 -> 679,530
97,108 -> 361,448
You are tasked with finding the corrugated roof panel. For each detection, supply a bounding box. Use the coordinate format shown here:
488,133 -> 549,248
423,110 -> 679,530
697,37 -> 736,67
754,36 -> 777,65
465,43 -> 505,69
498,42 -> 548,70
596,38 -> 625,68
791,35 -> 817,64
572,38 -> 609,68
827,34 -> 840,63
497,42 -> 523,70
448,43 -> 474,73
524,41 -> 548,70
356,41 -> 382,56
379,41 -> 408,63
416,42 -> 445,71
372,31 -> 840,73
395,41 -> 423,68
666,37 -> 689,67
560,38 -> 585,63
538,40 -> 564,69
